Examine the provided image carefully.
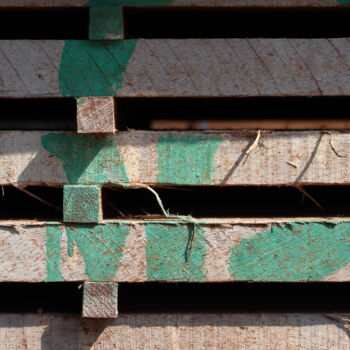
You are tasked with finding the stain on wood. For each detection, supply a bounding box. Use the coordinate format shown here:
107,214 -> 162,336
77,97 -> 115,133
83,282 -> 118,318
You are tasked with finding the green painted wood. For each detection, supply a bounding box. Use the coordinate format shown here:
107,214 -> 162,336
89,6 -> 124,40
63,185 -> 102,223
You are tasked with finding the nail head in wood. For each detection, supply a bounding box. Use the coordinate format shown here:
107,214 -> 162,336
83,282 -> 118,318
77,97 -> 116,134
89,6 -> 124,40
63,185 -> 102,223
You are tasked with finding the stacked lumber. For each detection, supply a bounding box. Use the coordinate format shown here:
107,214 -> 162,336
1,0 -> 350,348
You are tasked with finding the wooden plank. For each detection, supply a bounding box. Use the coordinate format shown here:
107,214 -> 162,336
77,97 -> 115,134
63,185 -> 102,223
83,282 -> 118,318
3,39 -> 350,97
0,0 -> 345,8
1,218 -> 350,282
0,313 -> 349,349
1,130 -> 350,186
89,7 -> 123,40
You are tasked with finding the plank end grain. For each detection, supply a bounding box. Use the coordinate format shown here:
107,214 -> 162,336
63,185 -> 102,223
83,282 -> 118,318
77,97 -> 116,134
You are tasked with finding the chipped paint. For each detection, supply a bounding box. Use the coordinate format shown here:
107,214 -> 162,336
229,222 -> 350,281
157,134 -> 222,184
41,133 -> 128,184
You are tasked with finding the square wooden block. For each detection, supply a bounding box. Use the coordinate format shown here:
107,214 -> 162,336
63,185 -> 102,223
83,282 -> 118,318
77,97 -> 115,134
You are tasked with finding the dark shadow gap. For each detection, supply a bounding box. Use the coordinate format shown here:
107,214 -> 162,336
0,186 -> 62,220
119,282 -> 350,313
0,8 -> 89,39
0,99 -> 77,131
103,185 -> 350,219
124,7 -> 350,39
0,283 -> 81,314
116,97 -> 350,131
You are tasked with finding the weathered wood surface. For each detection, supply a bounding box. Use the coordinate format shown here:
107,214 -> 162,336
0,0 -> 345,7
1,130 -> 350,186
0,313 -> 349,350
0,313 -> 348,350
83,282 -> 118,318
2,39 -> 350,97
1,219 -> 350,282
77,97 -> 115,134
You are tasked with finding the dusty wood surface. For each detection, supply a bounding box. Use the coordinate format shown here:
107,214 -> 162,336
0,0 -> 344,7
77,97 -> 115,134
1,130 -> 350,186
0,313 -> 349,349
0,219 -> 350,282
2,39 -> 350,97
83,282 -> 118,318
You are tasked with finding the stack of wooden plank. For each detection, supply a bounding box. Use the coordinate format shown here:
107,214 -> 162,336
1,0 -> 350,348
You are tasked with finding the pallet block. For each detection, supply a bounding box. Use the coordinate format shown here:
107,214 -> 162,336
63,185 -> 102,223
89,7 -> 123,40
1,218 -> 350,282
83,282 -> 118,318
77,97 -> 115,133
3,39 -> 350,97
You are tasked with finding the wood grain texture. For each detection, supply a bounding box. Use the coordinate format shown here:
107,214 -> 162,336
0,313 -> 349,349
77,97 -> 115,134
0,219 -> 350,282
3,39 -> 350,97
1,130 -> 350,186
83,282 -> 118,318
0,0 -> 343,7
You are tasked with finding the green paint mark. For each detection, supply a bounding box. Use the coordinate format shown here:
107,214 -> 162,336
337,0 -> 350,4
45,224 -> 129,281
59,40 -> 137,96
66,224 -> 129,281
90,6 -> 124,40
46,225 -> 64,282
88,0 -> 173,5
157,134 -> 222,184
145,223 -> 207,281
64,185 -> 101,223
229,222 -> 350,282
41,133 -> 128,184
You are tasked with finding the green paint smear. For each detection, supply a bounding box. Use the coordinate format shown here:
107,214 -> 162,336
46,224 -> 129,281
41,133 -> 128,184
59,40 -> 137,97
46,225 -> 64,282
157,134 -> 222,184
88,0 -> 173,6
337,0 -> 350,4
229,222 -> 350,282
145,223 -> 207,281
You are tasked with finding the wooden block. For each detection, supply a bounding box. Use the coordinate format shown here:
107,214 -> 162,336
3,38 -> 350,98
0,0 -> 344,8
1,219 -> 350,282
2,130 -> 350,187
83,282 -> 118,318
77,97 -> 115,133
89,6 -> 123,40
63,185 -> 102,223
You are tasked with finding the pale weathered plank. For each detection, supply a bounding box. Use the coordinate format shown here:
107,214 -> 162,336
0,313 -> 348,350
0,219 -> 350,282
77,97 -> 115,134
0,0 -> 344,7
83,282 -> 118,318
2,39 -> 350,97
1,130 -> 350,186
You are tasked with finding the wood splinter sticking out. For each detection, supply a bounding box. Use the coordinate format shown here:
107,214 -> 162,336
83,282 -> 119,318
77,97 -> 116,134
